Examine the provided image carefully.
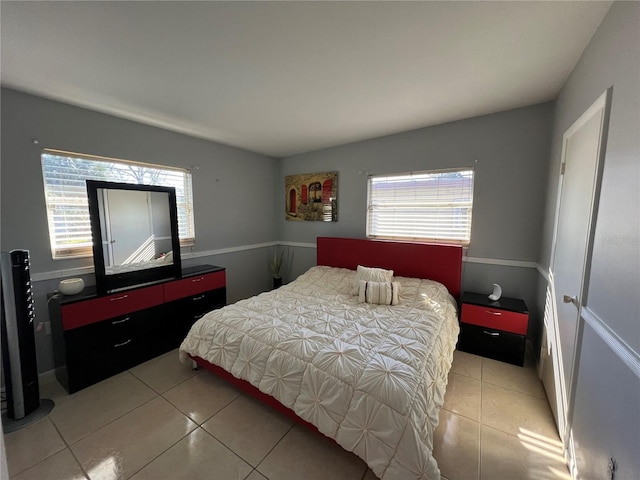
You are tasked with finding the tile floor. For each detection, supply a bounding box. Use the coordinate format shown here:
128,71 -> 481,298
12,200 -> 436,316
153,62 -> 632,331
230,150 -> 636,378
3,349 -> 570,480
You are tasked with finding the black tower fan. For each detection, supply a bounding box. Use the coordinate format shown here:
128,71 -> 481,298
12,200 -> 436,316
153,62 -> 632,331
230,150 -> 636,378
1,250 -> 54,431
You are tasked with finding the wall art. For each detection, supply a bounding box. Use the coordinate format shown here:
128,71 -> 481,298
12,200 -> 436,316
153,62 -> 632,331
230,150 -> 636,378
285,171 -> 337,221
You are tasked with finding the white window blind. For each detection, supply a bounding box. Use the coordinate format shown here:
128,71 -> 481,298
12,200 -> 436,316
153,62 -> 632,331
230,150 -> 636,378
41,150 -> 195,259
367,168 -> 474,244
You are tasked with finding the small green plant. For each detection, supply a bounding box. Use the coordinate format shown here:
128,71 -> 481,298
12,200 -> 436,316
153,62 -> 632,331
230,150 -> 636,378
270,248 -> 286,278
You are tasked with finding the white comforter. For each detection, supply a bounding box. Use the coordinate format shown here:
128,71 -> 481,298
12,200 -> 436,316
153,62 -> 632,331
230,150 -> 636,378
179,266 -> 459,480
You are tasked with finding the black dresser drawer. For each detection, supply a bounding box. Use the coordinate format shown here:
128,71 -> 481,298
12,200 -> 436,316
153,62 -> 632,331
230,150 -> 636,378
168,287 -> 226,332
183,288 -> 226,318
457,323 -> 525,366
49,265 -> 226,393
64,310 -> 147,356
65,337 -> 144,393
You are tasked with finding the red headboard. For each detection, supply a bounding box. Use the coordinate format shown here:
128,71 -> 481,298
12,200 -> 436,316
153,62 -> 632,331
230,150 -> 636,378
316,237 -> 462,299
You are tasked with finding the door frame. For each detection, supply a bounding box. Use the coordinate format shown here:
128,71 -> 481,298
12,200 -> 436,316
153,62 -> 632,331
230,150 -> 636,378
546,88 -> 612,471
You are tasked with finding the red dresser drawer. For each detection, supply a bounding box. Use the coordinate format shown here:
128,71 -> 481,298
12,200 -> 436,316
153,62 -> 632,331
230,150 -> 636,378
61,284 -> 164,330
163,270 -> 226,302
461,303 -> 528,335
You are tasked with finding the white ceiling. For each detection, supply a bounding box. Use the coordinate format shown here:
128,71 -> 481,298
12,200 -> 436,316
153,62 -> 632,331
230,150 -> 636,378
1,1 -> 611,158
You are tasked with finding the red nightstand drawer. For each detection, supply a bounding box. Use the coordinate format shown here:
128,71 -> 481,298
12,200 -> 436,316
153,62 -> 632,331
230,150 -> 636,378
461,303 -> 528,335
61,284 -> 164,330
163,270 -> 226,302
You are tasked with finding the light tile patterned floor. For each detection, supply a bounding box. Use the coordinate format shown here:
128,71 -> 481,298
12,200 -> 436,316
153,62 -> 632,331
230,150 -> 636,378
3,349 -> 570,480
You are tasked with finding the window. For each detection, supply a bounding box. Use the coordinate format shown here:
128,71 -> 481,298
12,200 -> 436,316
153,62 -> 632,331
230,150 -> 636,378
367,168 -> 474,245
41,150 -> 195,259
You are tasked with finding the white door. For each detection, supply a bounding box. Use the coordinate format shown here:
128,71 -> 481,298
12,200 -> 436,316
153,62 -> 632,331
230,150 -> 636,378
540,296 -> 561,430
106,189 -> 153,264
545,90 -> 611,438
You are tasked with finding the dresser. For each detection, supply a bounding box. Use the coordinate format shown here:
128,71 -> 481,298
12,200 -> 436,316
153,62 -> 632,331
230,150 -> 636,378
457,291 -> 529,366
49,265 -> 225,393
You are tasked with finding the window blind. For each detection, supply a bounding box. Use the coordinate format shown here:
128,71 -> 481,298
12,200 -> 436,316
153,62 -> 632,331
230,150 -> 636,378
367,169 -> 474,244
41,150 -> 195,259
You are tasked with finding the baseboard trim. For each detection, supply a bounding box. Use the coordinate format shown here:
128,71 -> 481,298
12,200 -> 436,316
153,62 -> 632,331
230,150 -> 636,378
38,369 -> 57,385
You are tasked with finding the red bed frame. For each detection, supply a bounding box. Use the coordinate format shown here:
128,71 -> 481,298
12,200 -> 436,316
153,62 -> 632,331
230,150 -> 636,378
317,236 -> 462,299
192,237 -> 462,438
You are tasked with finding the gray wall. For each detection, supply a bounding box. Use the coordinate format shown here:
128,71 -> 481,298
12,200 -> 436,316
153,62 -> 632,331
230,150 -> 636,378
4,12 -> 637,478
279,103 -> 553,348
539,2 -> 639,478
1,88 -> 279,372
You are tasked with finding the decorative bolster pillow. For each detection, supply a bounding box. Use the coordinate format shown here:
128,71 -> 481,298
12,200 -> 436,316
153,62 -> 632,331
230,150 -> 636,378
359,280 -> 401,306
351,265 -> 394,295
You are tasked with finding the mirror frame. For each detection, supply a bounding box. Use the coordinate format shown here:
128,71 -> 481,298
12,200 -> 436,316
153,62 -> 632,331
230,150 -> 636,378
86,180 -> 182,295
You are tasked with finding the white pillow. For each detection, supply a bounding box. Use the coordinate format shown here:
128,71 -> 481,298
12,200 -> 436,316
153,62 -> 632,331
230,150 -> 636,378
351,265 -> 394,295
358,280 -> 400,305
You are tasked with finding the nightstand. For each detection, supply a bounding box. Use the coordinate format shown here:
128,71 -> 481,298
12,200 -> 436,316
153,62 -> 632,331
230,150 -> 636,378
457,291 -> 529,366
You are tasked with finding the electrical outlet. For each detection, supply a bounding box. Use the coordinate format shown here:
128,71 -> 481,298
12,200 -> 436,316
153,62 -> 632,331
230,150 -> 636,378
607,457 -> 616,480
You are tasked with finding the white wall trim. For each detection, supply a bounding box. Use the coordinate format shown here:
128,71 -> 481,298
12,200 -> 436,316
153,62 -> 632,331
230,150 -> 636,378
582,306 -> 640,379
31,240 -> 549,282
536,264 -> 550,281
183,241 -> 277,259
30,241 -> 279,283
463,255 -> 538,269
278,241 -> 316,249
31,266 -> 95,283
275,241 -> 546,271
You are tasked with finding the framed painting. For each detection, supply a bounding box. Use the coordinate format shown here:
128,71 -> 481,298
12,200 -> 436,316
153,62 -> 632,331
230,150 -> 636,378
285,171 -> 338,221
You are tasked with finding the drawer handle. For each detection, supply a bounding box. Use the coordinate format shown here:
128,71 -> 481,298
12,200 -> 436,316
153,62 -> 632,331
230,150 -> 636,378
110,295 -> 129,302
114,339 -> 132,348
191,277 -> 204,283
111,317 -> 130,325
485,310 -> 502,316
483,330 -> 500,337
192,295 -> 205,301
193,313 -> 206,321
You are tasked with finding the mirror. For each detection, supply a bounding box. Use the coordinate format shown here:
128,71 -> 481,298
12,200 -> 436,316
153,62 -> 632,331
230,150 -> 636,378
97,189 -> 174,273
87,180 -> 182,294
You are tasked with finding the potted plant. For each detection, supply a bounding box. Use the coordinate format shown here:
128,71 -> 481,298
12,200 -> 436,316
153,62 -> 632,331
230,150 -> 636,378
270,248 -> 286,289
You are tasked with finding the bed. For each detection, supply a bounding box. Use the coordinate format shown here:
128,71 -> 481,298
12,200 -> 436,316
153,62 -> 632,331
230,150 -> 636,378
179,237 -> 462,480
